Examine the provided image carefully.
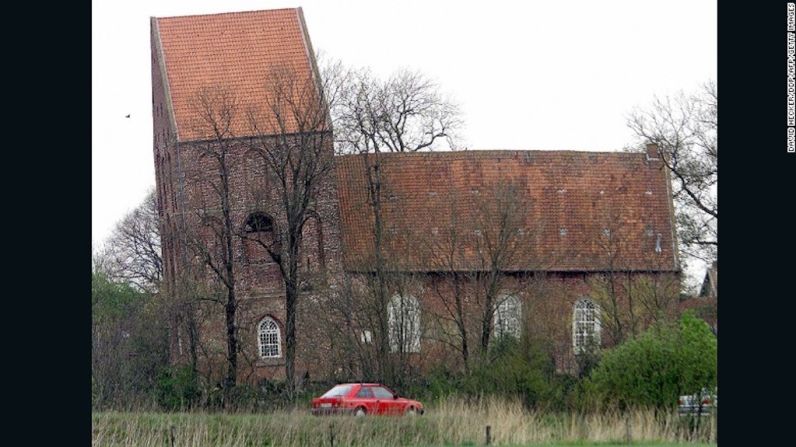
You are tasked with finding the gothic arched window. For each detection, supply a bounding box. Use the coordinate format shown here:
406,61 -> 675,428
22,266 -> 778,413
258,317 -> 282,358
494,295 -> 522,339
573,299 -> 601,353
388,294 -> 421,353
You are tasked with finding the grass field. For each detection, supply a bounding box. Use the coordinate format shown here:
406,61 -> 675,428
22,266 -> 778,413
92,398 -> 716,446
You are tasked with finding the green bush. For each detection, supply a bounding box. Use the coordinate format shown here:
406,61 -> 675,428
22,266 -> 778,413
422,367 -> 462,399
407,336 -> 572,410
155,365 -> 201,410
585,311 -> 717,409
92,272 -> 143,319
93,271 -> 170,409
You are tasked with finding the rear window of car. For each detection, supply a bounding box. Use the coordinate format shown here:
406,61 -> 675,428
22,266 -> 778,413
321,385 -> 353,398
371,387 -> 393,399
355,387 -> 374,398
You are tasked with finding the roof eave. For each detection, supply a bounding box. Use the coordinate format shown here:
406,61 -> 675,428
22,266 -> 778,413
151,17 -> 180,142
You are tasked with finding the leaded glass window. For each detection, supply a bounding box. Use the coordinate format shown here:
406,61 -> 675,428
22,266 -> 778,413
388,294 -> 421,353
573,299 -> 601,353
494,295 -> 522,339
258,317 -> 282,358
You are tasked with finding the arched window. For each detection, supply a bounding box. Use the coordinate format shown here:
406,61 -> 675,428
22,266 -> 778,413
494,295 -> 522,339
245,212 -> 274,233
573,299 -> 601,353
388,294 -> 421,353
258,317 -> 282,358
243,212 -> 276,263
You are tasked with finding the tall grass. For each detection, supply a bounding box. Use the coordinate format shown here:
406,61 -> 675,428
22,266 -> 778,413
92,396 -> 716,446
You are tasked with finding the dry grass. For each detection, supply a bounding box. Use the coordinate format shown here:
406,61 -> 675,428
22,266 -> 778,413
92,396 -> 716,446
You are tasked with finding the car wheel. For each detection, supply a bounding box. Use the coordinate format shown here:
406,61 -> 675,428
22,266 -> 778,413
406,407 -> 418,416
354,407 -> 366,417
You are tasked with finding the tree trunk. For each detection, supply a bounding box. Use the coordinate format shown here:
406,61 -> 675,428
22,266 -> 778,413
453,273 -> 469,371
284,218 -> 302,396
220,148 -> 238,402
285,278 -> 297,395
480,272 -> 499,357
224,289 -> 238,393
368,153 -> 391,383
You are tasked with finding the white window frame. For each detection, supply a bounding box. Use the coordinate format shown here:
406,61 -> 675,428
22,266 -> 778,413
258,317 -> 282,359
493,294 -> 522,339
573,298 -> 601,353
388,294 -> 421,353
360,330 -> 373,344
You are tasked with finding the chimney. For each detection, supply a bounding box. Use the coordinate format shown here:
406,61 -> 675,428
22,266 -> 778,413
645,142 -> 660,161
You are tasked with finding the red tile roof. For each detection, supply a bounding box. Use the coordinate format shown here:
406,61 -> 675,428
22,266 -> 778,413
154,8 -> 317,142
335,150 -> 679,273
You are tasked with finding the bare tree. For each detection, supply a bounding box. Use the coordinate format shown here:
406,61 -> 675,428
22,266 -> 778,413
181,85 -> 243,403
172,58 -> 345,398
414,179 -> 554,372
425,196 -> 474,371
243,60 -> 343,394
469,182 -> 535,358
169,265 -> 222,402
589,204 -> 632,345
334,68 -> 461,382
627,81 -> 717,270
589,206 -> 681,348
319,275 -> 379,380
101,190 -> 163,293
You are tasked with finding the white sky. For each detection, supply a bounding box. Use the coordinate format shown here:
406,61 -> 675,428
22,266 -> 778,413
93,0 -> 716,287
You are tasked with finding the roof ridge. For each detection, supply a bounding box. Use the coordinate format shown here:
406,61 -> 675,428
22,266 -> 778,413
154,7 -> 298,21
335,149 -> 639,158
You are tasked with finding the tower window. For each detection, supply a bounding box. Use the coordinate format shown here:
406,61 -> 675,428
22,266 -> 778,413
258,317 -> 282,358
245,213 -> 274,233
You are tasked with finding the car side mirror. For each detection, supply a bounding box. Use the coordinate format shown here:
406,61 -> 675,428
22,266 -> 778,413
393,394 -> 399,399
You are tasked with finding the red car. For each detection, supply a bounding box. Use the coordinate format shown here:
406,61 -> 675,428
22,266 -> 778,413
311,383 -> 424,416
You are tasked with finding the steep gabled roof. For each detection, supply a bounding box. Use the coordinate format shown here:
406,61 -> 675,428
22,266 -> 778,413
152,8 -> 318,142
335,150 -> 679,273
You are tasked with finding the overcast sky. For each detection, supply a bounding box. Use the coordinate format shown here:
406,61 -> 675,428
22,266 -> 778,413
93,0 -> 716,286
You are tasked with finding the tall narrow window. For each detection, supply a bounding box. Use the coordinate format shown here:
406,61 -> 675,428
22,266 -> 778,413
258,317 -> 282,358
494,295 -> 522,339
388,294 -> 421,353
573,299 -> 601,353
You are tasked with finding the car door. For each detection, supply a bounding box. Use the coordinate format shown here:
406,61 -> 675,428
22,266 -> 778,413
382,387 -> 405,415
353,385 -> 377,413
371,386 -> 398,415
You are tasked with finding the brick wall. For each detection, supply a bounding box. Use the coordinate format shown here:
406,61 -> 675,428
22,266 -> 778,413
155,130 -> 345,384
335,271 -> 680,378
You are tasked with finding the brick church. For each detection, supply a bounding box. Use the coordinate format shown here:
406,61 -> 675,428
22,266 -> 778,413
151,8 -> 681,384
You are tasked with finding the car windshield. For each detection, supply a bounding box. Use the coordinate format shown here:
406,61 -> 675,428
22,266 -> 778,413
321,385 -> 352,398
